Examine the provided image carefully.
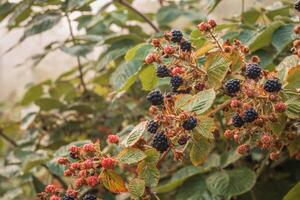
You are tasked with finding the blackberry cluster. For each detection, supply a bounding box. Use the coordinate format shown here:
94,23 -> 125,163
152,132 -> 170,152
182,116 -> 198,130
232,113 -> 244,127
224,79 -> 241,95
147,90 -> 164,105
243,108 -> 258,123
180,41 -> 192,52
82,194 -> 97,200
245,63 -> 261,79
62,195 -> 74,200
264,79 -> 282,93
171,30 -> 183,43
156,65 -> 170,78
147,120 -> 159,134
170,75 -> 183,90
295,0 -> 300,11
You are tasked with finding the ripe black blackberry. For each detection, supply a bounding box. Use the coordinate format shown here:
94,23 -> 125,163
295,0 -> 300,11
171,30 -> 183,43
82,194 -> 97,200
156,65 -> 170,78
147,90 -> 164,105
170,75 -> 183,90
245,63 -> 261,79
264,79 -> 282,93
224,79 -> 241,95
69,152 -> 78,160
243,108 -> 258,123
182,116 -> 197,130
180,41 -> 192,52
152,132 -> 169,152
147,120 -> 159,134
232,113 -> 244,127
62,195 -> 75,200
178,135 -> 189,145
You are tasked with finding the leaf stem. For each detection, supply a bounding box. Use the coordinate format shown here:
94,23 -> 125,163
208,30 -> 224,52
118,0 -> 160,33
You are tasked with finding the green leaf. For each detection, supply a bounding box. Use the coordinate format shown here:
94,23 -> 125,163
7,0 -> 32,27
117,147 -> 146,164
247,21 -> 284,52
21,11 -> 61,41
175,175 -> 208,200
155,165 -> 203,193
242,8 -> 261,25
272,24 -> 296,52
97,47 -> 128,70
175,89 -> 216,115
49,81 -> 75,99
35,98 -> 65,111
144,148 -> 160,164
205,52 -> 231,88
138,161 -> 160,187
269,114 -> 287,136
0,188 -> 23,200
32,175 -> 46,193
0,2 -> 16,22
190,134 -> 212,166
139,65 -> 158,91
285,66 -> 300,89
190,29 -> 207,49
206,171 -> 230,196
128,178 -> 145,199
22,151 -> 49,173
285,98 -> 300,119
20,84 -> 44,106
156,5 -> 181,27
61,44 -> 93,57
125,43 -> 148,61
124,122 -> 147,147
276,55 -> 299,82
283,182 -> 300,200
220,150 -> 242,168
194,117 -> 215,139
0,165 -> 21,178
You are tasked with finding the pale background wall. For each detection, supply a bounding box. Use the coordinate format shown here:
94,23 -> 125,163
0,0 -> 272,102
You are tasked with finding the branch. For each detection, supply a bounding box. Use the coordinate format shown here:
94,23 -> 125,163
156,148 -> 171,168
65,13 -> 87,92
205,100 -> 231,117
0,129 -> 17,147
118,0 -> 160,33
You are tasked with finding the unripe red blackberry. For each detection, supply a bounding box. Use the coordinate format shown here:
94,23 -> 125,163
50,195 -> 61,200
171,30 -> 183,43
294,25 -> 300,34
82,194 -> 97,200
171,66 -> 185,76
145,53 -> 155,64
178,134 -> 189,145
237,144 -> 250,154
230,99 -> 240,108
269,151 -> 280,161
163,45 -> 175,55
180,41 -> 192,52
243,108 -> 258,123
274,102 -> 287,112
194,82 -> 205,91
295,0 -> 300,11
151,38 -> 160,47
147,90 -> 164,105
208,19 -> 217,28
264,79 -> 282,93
245,63 -> 261,79
147,120 -> 160,134
224,79 -> 241,96
232,113 -> 244,127
182,116 -> 197,130
224,130 -> 233,139
152,132 -> 170,153
197,22 -> 210,32
170,75 -> 183,90
156,65 -> 170,78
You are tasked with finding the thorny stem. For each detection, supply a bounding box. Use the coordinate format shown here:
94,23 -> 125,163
118,0 -> 160,33
208,30 -> 224,52
205,100 -> 231,117
65,13 -> 87,92
0,129 -> 68,189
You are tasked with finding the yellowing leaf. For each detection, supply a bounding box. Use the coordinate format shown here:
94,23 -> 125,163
138,161 -> 160,187
117,147 -> 146,164
125,122 -> 147,147
99,169 -> 128,193
194,42 -> 214,58
128,178 -> 145,199
190,134 -> 212,166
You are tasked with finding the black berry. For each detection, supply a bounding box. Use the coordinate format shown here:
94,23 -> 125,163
152,132 -> 169,152
243,108 -> 258,123
147,120 -> 159,134
69,152 -> 78,160
245,63 -> 261,79
147,90 -> 164,105
171,30 -> 183,43
224,79 -> 241,95
170,75 -> 183,90
156,65 -> 170,78
178,135 -> 189,145
180,41 -> 192,52
295,0 -> 300,11
232,113 -> 244,127
264,79 -> 282,93
182,116 -> 197,130
82,194 -> 97,200
62,195 -> 75,200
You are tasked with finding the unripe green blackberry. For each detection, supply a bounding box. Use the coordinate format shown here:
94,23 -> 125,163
82,194 -> 97,200
147,120 -> 159,134
263,79 -> 282,93
295,0 -> 300,11
182,116 -> 197,130
147,90 -> 164,105
62,195 -> 75,200
156,65 -> 170,78
245,63 -> 261,79
224,79 -> 241,96
171,30 -> 183,43
170,75 -> 183,90
243,108 -> 258,123
180,41 -> 192,52
232,113 -> 244,127
152,132 -> 170,153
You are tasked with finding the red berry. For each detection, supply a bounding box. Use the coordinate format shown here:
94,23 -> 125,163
197,22 -> 210,32
274,102 -> 287,112
163,45 -> 175,55
224,130 -> 233,139
208,19 -> 217,28
269,151 -> 280,161
57,157 -> 69,165
151,38 -> 160,47
64,169 -> 73,177
66,189 -> 77,198
237,144 -> 250,154
107,134 -> 119,144
50,195 -> 61,200
145,54 -> 155,64
86,175 -> 99,187
230,99 -> 240,108
261,134 -> 272,144
83,143 -> 96,153
171,66 -> 185,76
82,159 -> 93,169
101,157 -> 115,169
45,184 -> 57,193
69,145 -> 80,153
233,134 -> 239,142
70,162 -> 81,170
79,170 -> 88,178
75,178 -> 85,188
